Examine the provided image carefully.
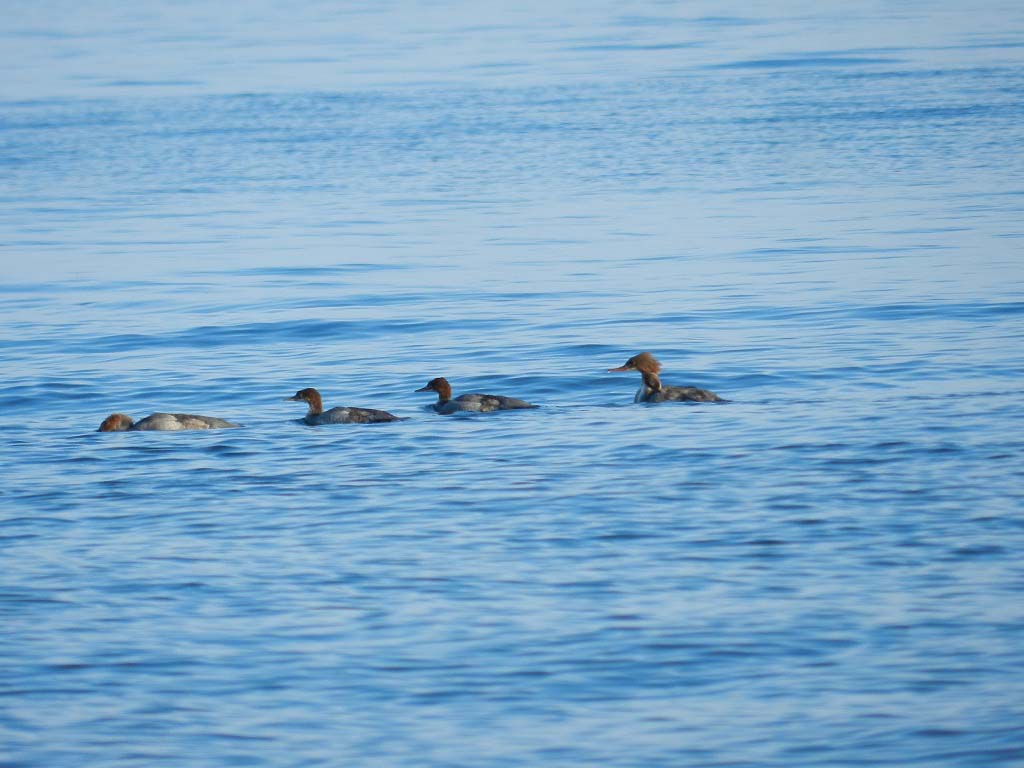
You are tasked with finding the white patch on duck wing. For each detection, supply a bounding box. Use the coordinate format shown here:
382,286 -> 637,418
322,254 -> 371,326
459,394 -> 535,411
183,414 -> 238,428
451,394 -> 488,412
174,415 -> 213,429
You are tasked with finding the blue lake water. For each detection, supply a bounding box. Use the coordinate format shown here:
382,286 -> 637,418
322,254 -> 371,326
3,1 -> 1024,765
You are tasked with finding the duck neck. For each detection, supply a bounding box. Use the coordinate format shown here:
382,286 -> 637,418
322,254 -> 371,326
305,391 -> 323,417
641,370 -> 662,396
434,381 -> 452,404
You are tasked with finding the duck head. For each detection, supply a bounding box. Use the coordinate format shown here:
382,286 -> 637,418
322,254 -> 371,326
416,377 -> 452,402
607,352 -> 662,374
98,413 -> 134,432
286,387 -> 324,416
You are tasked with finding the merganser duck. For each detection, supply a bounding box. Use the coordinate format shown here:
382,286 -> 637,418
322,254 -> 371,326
98,412 -> 239,432
608,352 -> 724,403
286,387 -> 402,425
415,377 -> 538,414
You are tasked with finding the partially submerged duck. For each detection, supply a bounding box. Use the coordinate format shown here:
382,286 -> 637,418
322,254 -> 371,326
98,412 -> 239,432
608,352 -> 724,403
415,377 -> 538,415
286,387 -> 402,425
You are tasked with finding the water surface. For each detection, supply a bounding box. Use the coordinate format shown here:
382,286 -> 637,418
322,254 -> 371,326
2,1 -> 1024,766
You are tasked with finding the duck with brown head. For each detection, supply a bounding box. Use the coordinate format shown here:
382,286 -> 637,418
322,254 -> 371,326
286,387 -> 403,425
608,352 -> 724,403
98,412 -> 239,431
415,377 -> 538,415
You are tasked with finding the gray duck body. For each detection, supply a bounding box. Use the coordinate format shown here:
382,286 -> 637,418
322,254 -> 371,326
303,406 -> 403,425
98,412 -> 239,431
134,413 -> 240,430
433,393 -> 537,414
287,387 -> 403,425
635,384 -> 723,404
417,377 -> 538,415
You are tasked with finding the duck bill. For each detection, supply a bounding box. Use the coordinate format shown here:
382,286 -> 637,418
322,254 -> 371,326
607,365 -> 632,372
415,385 -> 432,392
284,395 -> 301,401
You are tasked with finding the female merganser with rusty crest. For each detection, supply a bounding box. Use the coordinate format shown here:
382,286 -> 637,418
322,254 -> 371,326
608,352 -> 724,403
286,387 -> 402,425
98,412 -> 239,431
415,377 -> 538,414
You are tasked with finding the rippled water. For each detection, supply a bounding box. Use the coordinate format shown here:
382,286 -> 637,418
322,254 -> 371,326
3,1 -> 1024,766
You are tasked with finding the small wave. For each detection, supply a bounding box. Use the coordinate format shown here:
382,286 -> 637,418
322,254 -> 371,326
709,55 -> 903,70
50,316 -> 508,354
